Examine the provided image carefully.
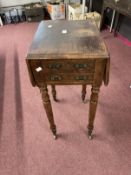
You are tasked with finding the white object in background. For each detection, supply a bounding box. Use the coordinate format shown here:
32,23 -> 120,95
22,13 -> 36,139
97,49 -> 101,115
0,17 -> 3,26
68,4 -> 88,20
110,9 -> 116,33
68,10 -> 101,29
64,0 -> 80,3
47,3 -> 65,20
85,11 -> 101,29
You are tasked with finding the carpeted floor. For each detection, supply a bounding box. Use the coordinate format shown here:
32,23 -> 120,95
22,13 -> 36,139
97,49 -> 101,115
0,22 -> 131,175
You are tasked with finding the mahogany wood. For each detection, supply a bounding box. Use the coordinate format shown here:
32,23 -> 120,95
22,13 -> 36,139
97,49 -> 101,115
26,20 -> 110,139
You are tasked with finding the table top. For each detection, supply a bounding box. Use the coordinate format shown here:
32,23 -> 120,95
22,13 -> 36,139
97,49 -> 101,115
27,20 -> 109,59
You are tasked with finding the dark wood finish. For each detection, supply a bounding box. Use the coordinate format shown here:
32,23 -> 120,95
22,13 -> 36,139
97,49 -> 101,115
40,86 -> 57,139
88,86 -> 100,139
26,20 -> 110,139
82,84 -> 87,102
24,3 -> 44,22
51,85 -> 57,102
100,0 -> 131,35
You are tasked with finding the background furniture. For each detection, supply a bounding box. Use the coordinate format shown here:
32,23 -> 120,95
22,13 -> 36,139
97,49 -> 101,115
24,3 -> 45,22
26,20 -> 110,140
100,0 -> 131,35
0,0 -> 40,7
0,5 -> 26,24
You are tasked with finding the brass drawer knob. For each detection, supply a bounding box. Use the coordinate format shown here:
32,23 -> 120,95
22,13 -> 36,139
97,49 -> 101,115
74,63 -> 87,69
50,75 -> 62,81
48,64 -> 61,69
75,75 -> 88,81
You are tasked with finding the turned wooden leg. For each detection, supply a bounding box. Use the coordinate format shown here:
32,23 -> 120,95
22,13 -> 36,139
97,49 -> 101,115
40,86 -> 57,139
82,85 -> 87,102
51,85 -> 57,101
88,86 -> 100,139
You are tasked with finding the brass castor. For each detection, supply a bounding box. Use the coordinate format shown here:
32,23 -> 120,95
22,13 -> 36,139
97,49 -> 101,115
53,134 -> 57,140
88,129 -> 93,140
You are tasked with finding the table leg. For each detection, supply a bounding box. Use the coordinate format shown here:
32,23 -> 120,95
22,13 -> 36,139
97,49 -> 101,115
40,86 -> 57,139
51,85 -> 58,101
82,85 -> 87,102
88,86 -> 100,139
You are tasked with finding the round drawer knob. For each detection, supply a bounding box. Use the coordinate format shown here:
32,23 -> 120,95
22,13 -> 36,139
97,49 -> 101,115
75,75 -> 88,81
74,63 -> 87,69
48,64 -> 61,69
50,75 -> 62,81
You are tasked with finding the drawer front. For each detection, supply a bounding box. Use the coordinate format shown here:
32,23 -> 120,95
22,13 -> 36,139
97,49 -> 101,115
32,71 -> 94,85
31,59 -> 95,74
45,73 -> 94,84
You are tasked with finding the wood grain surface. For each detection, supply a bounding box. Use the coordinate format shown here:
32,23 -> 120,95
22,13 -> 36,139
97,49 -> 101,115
27,20 -> 109,59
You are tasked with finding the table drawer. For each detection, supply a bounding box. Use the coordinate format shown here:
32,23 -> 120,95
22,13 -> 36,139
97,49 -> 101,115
33,72 -> 94,84
31,59 -> 95,74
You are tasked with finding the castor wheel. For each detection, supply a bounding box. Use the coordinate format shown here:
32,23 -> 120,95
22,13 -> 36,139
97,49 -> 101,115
53,134 -> 57,140
88,129 -> 93,140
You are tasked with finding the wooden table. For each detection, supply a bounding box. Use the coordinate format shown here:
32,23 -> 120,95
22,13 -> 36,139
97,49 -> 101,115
26,20 -> 110,140
100,0 -> 131,35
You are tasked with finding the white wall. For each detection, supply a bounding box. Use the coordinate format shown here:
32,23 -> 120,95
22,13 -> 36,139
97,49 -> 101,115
0,0 -> 41,7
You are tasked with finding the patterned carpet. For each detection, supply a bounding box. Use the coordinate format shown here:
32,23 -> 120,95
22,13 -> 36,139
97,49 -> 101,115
0,22 -> 131,175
